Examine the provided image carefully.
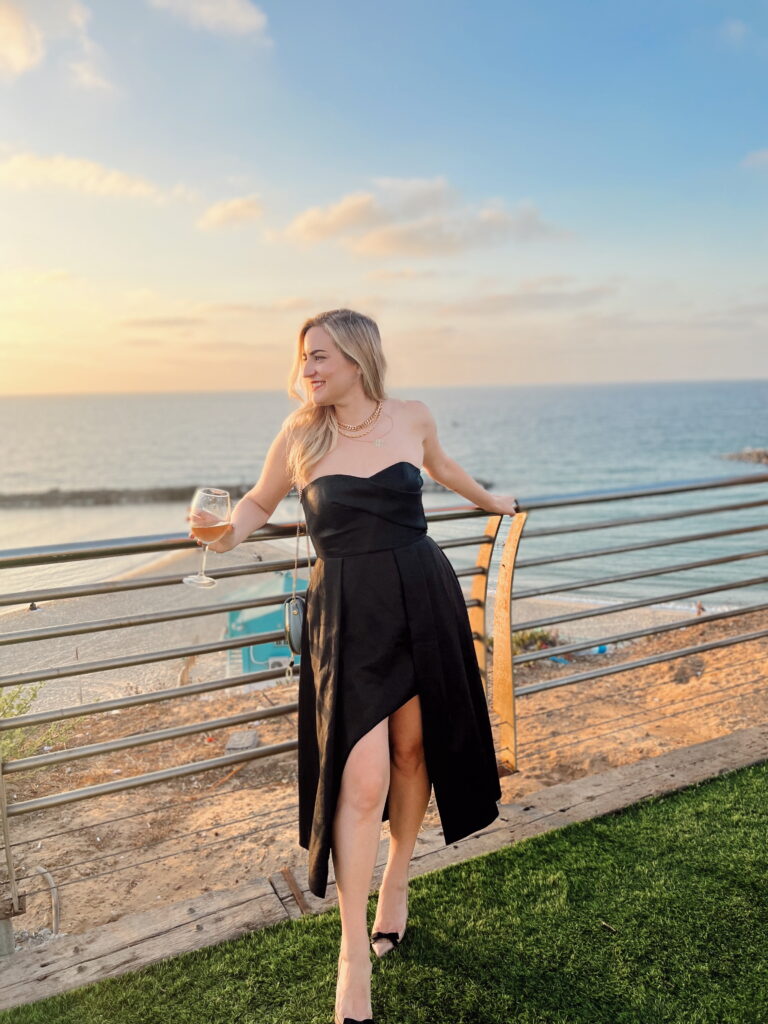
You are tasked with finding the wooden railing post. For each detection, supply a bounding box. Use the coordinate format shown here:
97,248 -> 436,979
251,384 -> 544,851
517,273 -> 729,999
468,514 -> 503,692
491,512 -> 528,773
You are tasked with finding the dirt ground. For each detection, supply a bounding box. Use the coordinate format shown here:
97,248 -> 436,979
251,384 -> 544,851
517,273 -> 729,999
5,600 -> 767,944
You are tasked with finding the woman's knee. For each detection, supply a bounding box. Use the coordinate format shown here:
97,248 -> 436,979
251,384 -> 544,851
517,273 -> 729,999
338,722 -> 390,815
389,696 -> 426,774
391,738 -> 425,775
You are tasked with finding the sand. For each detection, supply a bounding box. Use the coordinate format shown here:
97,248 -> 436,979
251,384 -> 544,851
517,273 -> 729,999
3,541 -> 767,946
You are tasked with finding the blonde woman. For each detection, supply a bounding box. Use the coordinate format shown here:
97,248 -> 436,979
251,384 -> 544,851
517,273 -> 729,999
195,309 -> 519,1024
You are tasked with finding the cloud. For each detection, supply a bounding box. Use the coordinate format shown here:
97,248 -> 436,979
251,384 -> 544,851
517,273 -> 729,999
437,279 -> 617,316
146,0 -> 271,40
719,19 -> 749,46
0,149 -> 196,202
283,177 -> 568,258
366,268 -> 439,281
371,175 -> 458,214
197,193 -> 263,230
199,297 -> 314,314
64,1 -> 114,91
122,316 -> 206,329
188,339 -> 265,352
717,18 -> 768,56
742,149 -> 768,170
353,201 -> 565,257
284,191 -> 388,242
0,2 -> 45,78
0,1 -> 115,89
124,337 -> 166,348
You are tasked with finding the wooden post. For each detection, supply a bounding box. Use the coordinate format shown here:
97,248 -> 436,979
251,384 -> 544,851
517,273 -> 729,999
491,512 -> 528,772
468,514 -> 503,693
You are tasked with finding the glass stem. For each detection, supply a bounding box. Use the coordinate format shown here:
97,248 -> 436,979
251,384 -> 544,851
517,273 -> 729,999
199,545 -> 209,578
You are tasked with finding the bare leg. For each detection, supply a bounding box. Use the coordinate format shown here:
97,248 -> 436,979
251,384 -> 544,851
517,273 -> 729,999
372,694 -> 431,956
331,717 -> 391,1023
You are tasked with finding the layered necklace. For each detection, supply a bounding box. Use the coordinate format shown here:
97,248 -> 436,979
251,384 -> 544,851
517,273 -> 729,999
334,399 -> 385,446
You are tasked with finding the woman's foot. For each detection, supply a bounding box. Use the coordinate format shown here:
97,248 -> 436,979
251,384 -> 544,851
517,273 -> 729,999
334,950 -> 372,1024
371,878 -> 408,957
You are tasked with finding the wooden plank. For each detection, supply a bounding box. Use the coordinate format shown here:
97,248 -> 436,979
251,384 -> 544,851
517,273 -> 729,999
285,722 -> 768,900
0,876 -> 286,1011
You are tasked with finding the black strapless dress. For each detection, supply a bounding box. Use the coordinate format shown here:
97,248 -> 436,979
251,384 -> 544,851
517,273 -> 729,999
297,460 -> 501,899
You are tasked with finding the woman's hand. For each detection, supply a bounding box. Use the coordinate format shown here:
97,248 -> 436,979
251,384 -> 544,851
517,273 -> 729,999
186,510 -> 239,554
485,495 -> 521,516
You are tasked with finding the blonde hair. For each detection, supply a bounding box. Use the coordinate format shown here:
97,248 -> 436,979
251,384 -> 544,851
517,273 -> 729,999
283,308 -> 388,488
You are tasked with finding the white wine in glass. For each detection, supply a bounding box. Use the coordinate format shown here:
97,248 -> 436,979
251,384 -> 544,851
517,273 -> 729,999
184,487 -> 232,588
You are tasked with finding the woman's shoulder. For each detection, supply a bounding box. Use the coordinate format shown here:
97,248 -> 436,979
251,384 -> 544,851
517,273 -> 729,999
386,396 -> 433,419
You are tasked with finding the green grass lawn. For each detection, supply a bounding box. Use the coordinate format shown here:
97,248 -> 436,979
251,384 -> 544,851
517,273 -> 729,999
5,760 -> 767,1024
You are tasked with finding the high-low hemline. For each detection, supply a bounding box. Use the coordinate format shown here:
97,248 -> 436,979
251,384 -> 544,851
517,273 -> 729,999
296,463 -> 501,899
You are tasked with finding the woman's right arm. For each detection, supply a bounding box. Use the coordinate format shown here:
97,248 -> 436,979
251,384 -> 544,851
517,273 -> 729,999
189,429 -> 294,553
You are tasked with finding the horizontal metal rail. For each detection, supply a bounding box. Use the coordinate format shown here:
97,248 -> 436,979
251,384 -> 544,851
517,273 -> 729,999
1,590 -> 292,647
512,571 -> 768,632
6,739 -> 300,817
0,530 -> 290,571
513,546 -> 768,601
514,600 -> 768,663
520,495 -> 768,538
13,800 -> 301,881
3,471 -> 766,825
0,530 -> 487,609
515,626 -> 768,697
515,521 -> 768,569
19,812 -> 301,900
0,556 -> 301,608
4,700 -> 297,774
518,471 -> 768,509
10,790 -> 300,850
438,534 -> 493,549
0,507 -> 491,574
0,667 -> 289,731
0,629 -> 286,689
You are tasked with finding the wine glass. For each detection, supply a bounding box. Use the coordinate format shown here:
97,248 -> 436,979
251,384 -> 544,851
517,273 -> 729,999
184,487 -> 232,588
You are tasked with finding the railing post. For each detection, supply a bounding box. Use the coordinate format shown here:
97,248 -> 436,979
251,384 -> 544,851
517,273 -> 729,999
468,514 -> 503,693
0,759 -> 25,957
491,512 -> 528,773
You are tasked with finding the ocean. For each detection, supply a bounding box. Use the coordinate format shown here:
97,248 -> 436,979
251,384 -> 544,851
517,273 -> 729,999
1,381 -> 767,612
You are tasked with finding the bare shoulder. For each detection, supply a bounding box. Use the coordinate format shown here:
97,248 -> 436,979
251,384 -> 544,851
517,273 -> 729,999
396,398 -> 436,434
388,397 -> 432,421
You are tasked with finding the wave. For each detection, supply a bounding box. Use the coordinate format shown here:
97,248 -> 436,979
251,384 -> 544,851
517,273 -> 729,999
0,475 -> 491,508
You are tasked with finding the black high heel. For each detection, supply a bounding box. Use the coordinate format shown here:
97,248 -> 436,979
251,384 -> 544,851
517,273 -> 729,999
370,926 -> 407,957
334,1015 -> 374,1024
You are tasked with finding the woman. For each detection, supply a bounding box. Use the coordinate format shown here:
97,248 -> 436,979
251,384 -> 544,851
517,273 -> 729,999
192,309 -> 519,1024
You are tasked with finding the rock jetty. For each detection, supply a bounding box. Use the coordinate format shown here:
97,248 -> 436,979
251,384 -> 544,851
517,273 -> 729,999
0,475 -> 494,508
724,448 -> 768,465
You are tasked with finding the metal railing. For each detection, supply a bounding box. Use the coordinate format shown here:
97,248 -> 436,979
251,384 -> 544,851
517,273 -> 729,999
492,471 -> 768,767
0,502 -> 498,949
1,469 -> 767,953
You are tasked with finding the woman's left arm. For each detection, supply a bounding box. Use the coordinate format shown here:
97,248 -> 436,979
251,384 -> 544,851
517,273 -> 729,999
413,400 -> 519,516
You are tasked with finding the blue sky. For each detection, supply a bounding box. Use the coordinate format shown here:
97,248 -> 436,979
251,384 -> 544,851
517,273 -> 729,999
1,0 -> 766,394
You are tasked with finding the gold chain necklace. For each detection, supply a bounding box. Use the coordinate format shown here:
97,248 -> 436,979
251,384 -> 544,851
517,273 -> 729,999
334,400 -> 383,432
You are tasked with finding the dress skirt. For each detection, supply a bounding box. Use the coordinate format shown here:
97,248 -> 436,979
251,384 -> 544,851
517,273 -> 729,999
297,461 -> 501,899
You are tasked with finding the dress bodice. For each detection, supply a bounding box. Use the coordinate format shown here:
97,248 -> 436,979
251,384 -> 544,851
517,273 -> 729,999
300,460 -> 427,558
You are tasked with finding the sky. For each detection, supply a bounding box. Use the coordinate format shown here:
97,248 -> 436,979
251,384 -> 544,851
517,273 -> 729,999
0,0 -> 766,395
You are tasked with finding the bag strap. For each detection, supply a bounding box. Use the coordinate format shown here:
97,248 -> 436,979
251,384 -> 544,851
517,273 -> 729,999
292,484 -> 312,600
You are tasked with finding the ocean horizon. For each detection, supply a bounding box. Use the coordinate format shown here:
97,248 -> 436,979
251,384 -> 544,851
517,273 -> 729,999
2,379 -> 767,610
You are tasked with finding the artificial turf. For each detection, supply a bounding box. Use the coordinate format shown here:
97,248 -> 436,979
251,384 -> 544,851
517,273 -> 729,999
3,760 -> 767,1024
